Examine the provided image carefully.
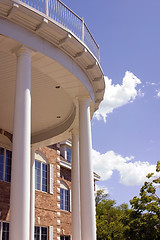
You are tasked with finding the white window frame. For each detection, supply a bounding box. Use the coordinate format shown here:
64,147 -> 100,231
60,181 -> 69,211
49,164 -> 54,194
49,226 -> 53,240
34,226 -> 48,240
35,160 -> 48,193
0,147 -> 12,183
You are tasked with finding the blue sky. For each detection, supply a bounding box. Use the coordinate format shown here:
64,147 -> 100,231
62,0 -> 160,205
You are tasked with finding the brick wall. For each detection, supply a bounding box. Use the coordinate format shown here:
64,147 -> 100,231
60,166 -> 72,237
0,181 -> 10,221
0,145 -> 72,240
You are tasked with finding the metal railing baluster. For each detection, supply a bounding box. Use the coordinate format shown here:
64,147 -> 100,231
18,0 -> 100,60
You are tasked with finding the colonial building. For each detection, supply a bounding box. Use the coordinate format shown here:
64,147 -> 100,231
0,0 -> 104,240
0,141 -> 100,240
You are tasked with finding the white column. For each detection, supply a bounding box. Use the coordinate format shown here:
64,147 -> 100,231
71,129 -> 81,240
79,97 -> 96,240
10,47 -> 33,240
30,149 -> 35,240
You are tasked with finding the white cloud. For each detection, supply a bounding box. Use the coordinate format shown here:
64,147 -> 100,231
137,89 -> 145,97
94,71 -> 142,122
157,91 -> 160,97
146,82 -> 157,86
92,149 -> 156,186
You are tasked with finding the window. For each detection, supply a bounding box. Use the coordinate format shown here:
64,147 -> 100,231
35,160 -> 48,192
60,236 -> 71,240
0,222 -> 9,240
66,147 -> 71,163
34,226 -> 47,240
0,147 -> 12,183
60,181 -> 69,211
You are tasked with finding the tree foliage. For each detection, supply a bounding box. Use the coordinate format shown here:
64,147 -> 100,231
125,161 -> 160,240
96,161 -> 160,240
96,190 -> 131,240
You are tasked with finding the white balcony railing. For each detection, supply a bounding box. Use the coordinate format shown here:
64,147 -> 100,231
19,0 -> 100,61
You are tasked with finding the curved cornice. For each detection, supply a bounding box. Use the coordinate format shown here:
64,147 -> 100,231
0,0 -> 105,110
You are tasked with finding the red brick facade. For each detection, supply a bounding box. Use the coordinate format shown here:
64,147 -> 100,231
0,145 -> 72,240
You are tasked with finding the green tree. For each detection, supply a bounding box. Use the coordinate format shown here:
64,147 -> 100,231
96,190 -> 130,240
96,189 -> 109,206
124,161 -> 160,240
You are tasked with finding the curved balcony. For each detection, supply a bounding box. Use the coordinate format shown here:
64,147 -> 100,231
0,1 -> 104,239
17,0 -> 100,61
0,0 -> 105,147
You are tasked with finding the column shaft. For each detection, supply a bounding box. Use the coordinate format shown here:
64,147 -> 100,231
9,47 -> 32,240
71,130 -> 81,240
30,149 -> 35,240
79,98 -> 96,240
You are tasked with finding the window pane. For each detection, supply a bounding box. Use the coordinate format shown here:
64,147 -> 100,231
5,150 -> 12,182
34,226 -> 40,240
2,222 -> 9,240
35,161 -> 41,190
65,237 -> 70,240
66,148 -> 71,163
41,227 -> 47,240
42,164 -> 47,192
65,190 -> 69,211
60,236 -> 70,240
60,187 -> 69,211
60,188 -> 64,210
0,147 -> 4,180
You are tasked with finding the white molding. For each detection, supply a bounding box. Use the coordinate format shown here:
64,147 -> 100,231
49,226 -> 53,240
49,164 -> 54,194
57,212 -> 61,217
60,159 -> 71,170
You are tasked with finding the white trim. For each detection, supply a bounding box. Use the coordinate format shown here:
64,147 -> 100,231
35,151 -> 48,164
60,140 -> 72,147
60,160 -> 71,170
57,165 -> 60,170
70,189 -> 72,212
49,226 -> 53,240
35,160 -> 48,193
57,220 -> 60,226
0,135 -> 12,150
60,182 -> 68,191
57,212 -> 61,217
49,164 -> 54,194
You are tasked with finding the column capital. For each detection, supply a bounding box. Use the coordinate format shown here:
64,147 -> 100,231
12,45 -> 35,57
76,96 -> 91,103
70,128 -> 79,136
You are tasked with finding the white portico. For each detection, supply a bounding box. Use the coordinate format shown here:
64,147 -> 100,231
0,0 -> 105,240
